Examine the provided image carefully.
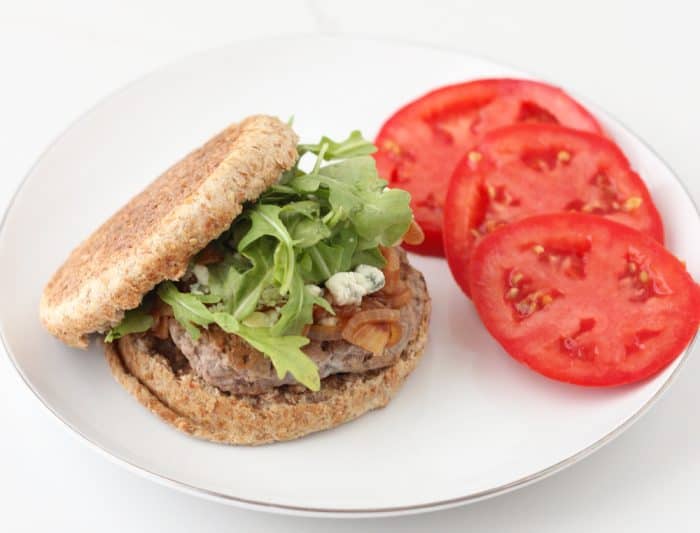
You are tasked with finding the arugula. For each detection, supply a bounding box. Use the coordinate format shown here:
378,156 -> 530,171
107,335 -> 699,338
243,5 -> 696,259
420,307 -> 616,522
298,130 -> 377,160
157,281 -> 319,390
228,241 -> 276,319
206,253 -> 243,303
105,129 -> 412,391
104,308 -> 154,342
289,156 -> 412,249
238,205 -> 296,295
351,246 -> 386,270
157,282 -> 216,340
236,324 -> 318,390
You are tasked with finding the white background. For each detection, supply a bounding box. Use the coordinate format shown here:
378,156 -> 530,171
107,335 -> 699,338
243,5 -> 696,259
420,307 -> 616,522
1,1 -> 698,531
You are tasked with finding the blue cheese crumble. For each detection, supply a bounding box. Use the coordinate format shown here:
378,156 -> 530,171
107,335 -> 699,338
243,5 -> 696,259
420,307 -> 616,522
325,264 -> 385,306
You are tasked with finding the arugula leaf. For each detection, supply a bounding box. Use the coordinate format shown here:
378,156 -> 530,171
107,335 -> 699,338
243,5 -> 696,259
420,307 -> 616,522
279,200 -> 320,219
333,227 -> 358,270
157,282 -> 214,340
288,172 -> 321,193
155,281 -> 321,390
236,324 -> 319,391
309,288 -> 334,315
270,272 -> 327,336
238,204 -> 296,294
288,156 -> 411,249
272,242 -> 293,290
206,254 -> 243,302
351,246 -> 386,269
318,157 -> 412,247
322,206 -> 347,228
288,217 -> 331,248
298,130 -> 377,160
190,293 -> 222,304
302,243 -> 336,282
228,241 -> 275,319
105,308 -> 154,342
301,242 -> 345,283
259,183 -> 300,203
225,318 -> 318,392
279,200 -> 332,248
238,204 -> 292,250
210,311 -> 239,334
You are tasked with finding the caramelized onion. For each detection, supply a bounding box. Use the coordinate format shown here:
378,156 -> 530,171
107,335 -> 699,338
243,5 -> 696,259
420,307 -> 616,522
196,244 -> 224,265
347,322 -> 391,355
387,322 -> 403,347
307,324 -> 344,341
150,317 -> 168,339
403,219 -> 425,245
361,297 -> 389,310
342,308 -> 401,339
334,304 -> 361,318
313,305 -> 328,322
380,246 -> 405,294
381,245 -> 401,273
384,269 -> 402,295
149,298 -> 173,339
388,286 -> 413,308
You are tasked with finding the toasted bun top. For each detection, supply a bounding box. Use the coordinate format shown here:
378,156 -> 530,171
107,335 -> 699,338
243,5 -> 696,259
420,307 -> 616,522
40,115 -> 298,347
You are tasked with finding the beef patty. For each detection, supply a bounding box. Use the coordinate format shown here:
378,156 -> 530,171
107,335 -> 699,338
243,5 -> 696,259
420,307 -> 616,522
165,254 -> 425,395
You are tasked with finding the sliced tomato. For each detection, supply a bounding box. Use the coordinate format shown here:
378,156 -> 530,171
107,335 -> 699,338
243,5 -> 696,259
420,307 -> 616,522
443,124 -> 664,297
469,213 -> 699,386
374,78 -> 603,256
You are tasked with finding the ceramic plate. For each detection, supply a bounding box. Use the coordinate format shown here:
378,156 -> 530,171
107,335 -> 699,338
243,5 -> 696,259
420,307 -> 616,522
1,35 -> 697,518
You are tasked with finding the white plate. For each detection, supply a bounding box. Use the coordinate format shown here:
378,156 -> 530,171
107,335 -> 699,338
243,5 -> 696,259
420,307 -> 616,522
1,35 -> 698,518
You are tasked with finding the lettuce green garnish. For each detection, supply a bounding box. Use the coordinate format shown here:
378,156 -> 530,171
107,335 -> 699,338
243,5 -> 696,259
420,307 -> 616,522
105,130 -> 412,391
104,308 -> 154,342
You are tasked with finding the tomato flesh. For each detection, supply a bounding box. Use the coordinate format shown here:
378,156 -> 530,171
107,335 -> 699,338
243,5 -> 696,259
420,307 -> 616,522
443,124 -> 664,297
374,79 -> 603,256
469,213 -> 699,386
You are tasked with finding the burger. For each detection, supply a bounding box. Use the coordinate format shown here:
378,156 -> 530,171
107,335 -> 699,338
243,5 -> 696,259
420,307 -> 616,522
40,115 -> 431,445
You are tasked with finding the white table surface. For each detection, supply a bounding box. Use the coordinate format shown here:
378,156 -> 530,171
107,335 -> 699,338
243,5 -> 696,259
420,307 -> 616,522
1,1 -> 698,531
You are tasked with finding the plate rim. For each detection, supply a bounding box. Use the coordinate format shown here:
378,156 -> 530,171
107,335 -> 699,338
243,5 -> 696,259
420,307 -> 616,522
1,33 -> 698,518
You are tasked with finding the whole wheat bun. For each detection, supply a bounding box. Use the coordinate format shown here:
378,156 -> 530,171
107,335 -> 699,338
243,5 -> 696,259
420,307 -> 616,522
104,264 -> 431,445
40,115 -> 298,347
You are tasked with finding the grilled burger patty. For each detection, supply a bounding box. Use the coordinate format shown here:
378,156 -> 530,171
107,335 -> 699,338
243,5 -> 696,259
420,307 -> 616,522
155,254 -> 424,395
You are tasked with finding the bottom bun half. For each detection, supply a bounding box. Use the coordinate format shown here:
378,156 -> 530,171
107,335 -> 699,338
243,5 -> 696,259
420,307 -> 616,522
104,266 -> 430,445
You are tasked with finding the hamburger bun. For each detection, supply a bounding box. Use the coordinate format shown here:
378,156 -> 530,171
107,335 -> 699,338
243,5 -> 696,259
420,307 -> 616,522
40,115 -> 298,347
41,114 -> 431,445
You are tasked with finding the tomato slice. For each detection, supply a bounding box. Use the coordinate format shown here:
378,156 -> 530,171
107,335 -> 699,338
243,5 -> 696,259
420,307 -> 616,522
374,78 -> 603,256
443,124 -> 664,297
469,213 -> 699,386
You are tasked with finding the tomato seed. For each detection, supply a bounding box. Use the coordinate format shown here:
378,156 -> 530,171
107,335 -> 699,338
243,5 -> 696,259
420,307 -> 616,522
382,139 -> 401,154
468,151 -> 482,163
624,196 -> 643,211
557,150 -> 571,162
